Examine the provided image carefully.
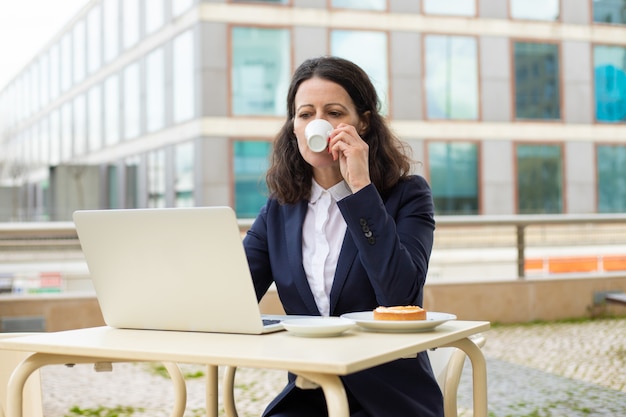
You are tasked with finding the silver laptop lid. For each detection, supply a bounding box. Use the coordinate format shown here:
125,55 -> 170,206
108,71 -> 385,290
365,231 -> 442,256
73,207 -> 280,334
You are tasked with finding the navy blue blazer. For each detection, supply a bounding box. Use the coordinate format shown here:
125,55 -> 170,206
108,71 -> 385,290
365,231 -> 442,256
243,175 -> 443,417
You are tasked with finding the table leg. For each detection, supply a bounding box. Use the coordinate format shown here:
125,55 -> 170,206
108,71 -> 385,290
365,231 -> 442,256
293,372 -> 349,417
206,365 -> 219,417
223,366 -> 239,417
5,354 -> 187,417
444,337 -> 488,417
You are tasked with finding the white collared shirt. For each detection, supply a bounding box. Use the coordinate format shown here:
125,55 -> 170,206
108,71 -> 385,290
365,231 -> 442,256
302,180 -> 352,316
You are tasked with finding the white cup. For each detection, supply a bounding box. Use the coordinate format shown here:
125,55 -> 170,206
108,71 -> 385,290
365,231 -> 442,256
305,119 -> 333,153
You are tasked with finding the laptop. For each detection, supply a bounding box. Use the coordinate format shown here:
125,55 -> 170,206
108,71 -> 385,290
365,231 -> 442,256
73,206 -> 284,334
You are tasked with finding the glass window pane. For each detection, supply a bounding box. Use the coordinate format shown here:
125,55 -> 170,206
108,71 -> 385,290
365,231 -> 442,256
103,0 -> 120,63
514,42 -> 561,120
423,0 -> 475,16
173,30 -> 195,123
593,0 -> 626,25
74,94 -> 87,156
50,110 -> 60,165
234,140 -> 271,218
87,5 -> 102,74
597,145 -> 626,212
61,102 -> 73,161
60,33 -> 72,92
73,20 -> 86,84
145,0 -> 164,34
510,0 -> 559,21
123,0 -> 139,50
331,30 -> 389,115
40,54 -> 50,107
125,156 -> 140,208
428,142 -> 479,215
40,116 -> 49,165
331,0 -> 386,11
425,35 -> 478,120
148,149 -> 166,208
594,45 -> 626,122
517,144 -> 562,214
146,48 -> 165,132
232,0 -> 288,4
88,84 -> 103,152
175,142 -> 194,207
172,0 -> 193,17
123,62 -> 140,139
50,44 -> 60,100
107,165 -> 120,209
231,27 -> 290,116
104,74 -> 120,146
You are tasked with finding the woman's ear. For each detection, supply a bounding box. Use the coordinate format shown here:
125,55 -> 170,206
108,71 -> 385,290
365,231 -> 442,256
358,111 -> 371,135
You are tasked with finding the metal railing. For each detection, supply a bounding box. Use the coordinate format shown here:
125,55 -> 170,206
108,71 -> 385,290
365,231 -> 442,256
2,214 -> 626,280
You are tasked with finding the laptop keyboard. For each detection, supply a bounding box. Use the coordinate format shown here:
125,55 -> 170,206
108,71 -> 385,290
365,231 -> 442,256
262,319 -> 281,326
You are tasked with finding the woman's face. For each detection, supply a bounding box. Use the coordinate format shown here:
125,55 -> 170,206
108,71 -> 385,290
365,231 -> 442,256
293,77 -> 364,169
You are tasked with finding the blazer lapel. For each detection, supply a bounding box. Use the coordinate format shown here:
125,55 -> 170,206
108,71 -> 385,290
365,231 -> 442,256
329,231 -> 357,315
283,202 -> 321,315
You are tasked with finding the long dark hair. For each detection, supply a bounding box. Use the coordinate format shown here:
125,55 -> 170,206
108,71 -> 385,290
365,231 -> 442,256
266,56 -> 412,204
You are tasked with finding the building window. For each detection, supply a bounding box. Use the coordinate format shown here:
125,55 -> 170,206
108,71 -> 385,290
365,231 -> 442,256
428,141 -> 479,215
49,110 -> 60,166
40,116 -> 49,166
331,30 -> 389,115
123,0 -> 140,50
73,94 -> 87,156
104,74 -> 120,146
103,0 -> 120,63
510,0 -> 559,21
146,48 -> 165,132
423,0 -> 475,16
123,62 -> 141,140
107,164 -> 120,209
125,156 -> 140,209
331,0 -> 386,10
234,140 -> 270,218
87,5 -> 102,74
232,0 -> 288,4
597,144 -> 626,212
88,84 -> 103,152
61,102 -> 73,161
172,30 -> 195,123
49,44 -> 60,100
594,45 -> 626,123
145,0 -> 165,35
514,42 -> 561,120
147,149 -> 166,208
593,0 -> 626,25
424,35 -> 478,120
175,142 -> 194,207
39,54 -> 50,108
172,0 -> 193,17
231,27 -> 290,116
60,33 -> 72,92
516,144 -> 563,214
73,20 -> 86,84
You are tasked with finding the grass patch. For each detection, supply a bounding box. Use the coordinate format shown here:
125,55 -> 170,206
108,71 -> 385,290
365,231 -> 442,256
64,405 -> 144,417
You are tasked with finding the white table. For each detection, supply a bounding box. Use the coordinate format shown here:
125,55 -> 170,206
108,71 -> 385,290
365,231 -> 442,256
0,320 -> 490,417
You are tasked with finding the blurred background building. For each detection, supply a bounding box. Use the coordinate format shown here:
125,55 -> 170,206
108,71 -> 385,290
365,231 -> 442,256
0,0 -> 625,222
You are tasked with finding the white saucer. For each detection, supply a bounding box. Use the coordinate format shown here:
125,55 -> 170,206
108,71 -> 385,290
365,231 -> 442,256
340,311 -> 457,332
282,317 -> 356,337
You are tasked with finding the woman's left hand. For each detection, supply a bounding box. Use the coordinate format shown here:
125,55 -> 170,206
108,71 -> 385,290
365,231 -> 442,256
328,123 -> 372,193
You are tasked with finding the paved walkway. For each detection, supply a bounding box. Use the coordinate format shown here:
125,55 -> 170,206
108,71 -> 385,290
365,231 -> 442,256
39,317 -> 626,417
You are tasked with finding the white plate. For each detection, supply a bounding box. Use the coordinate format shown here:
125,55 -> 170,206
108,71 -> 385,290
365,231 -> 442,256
340,311 -> 457,332
282,317 -> 356,337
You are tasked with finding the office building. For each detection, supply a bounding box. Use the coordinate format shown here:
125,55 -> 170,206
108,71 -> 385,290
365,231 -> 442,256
1,0 -> 625,221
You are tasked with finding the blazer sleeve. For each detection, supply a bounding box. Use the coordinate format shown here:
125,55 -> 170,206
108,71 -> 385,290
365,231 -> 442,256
336,175 -> 435,306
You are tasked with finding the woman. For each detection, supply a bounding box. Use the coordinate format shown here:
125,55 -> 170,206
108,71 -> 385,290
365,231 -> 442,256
243,56 -> 442,417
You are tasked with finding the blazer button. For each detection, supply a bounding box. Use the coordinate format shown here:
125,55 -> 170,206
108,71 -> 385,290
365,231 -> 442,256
364,231 -> 373,238
367,236 -> 376,245
359,218 -> 367,226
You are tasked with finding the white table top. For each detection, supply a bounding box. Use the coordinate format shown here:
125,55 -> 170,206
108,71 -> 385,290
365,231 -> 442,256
0,320 -> 490,375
